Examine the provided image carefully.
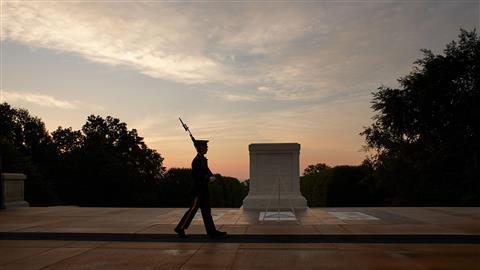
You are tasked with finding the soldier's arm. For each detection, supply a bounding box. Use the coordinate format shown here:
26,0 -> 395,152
204,158 -> 213,177
192,158 -> 202,182
204,158 -> 216,183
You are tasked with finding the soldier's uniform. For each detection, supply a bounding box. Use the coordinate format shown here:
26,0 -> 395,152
175,140 -> 220,236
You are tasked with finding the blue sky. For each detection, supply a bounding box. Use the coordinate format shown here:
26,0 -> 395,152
1,1 -> 479,179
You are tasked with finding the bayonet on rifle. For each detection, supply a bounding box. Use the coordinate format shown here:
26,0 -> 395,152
179,117 -> 196,144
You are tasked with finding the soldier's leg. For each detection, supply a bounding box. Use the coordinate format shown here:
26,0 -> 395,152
199,195 -> 217,235
175,195 -> 200,231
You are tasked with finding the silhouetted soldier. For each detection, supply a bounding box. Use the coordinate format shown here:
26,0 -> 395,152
174,139 -> 227,238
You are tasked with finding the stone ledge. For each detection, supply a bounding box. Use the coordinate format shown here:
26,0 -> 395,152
1,232 -> 479,243
2,173 -> 27,180
249,143 -> 300,152
242,195 -> 308,210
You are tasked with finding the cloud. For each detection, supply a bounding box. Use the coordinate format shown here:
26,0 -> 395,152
3,1 -> 478,102
2,2 -> 341,99
2,90 -> 104,111
2,90 -> 79,109
3,2 -> 230,84
221,94 -> 260,102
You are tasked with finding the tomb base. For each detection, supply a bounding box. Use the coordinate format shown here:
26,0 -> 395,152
243,194 -> 307,210
242,143 -> 307,210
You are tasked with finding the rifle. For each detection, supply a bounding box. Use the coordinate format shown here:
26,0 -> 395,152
179,117 -> 196,145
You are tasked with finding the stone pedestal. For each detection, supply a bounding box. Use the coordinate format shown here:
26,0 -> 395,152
2,173 -> 29,208
242,143 -> 307,210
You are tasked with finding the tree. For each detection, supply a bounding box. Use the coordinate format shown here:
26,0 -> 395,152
324,165 -> 373,206
303,163 -> 330,176
52,127 -> 84,155
0,103 -> 59,205
300,163 -> 378,207
209,174 -> 248,207
1,103 -> 246,207
361,29 -> 480,205
159,168 -> 194,207
49,127 -> 85,204
300,170 -> 330,207
0,104 -> 167,206
75,115 -> 165,206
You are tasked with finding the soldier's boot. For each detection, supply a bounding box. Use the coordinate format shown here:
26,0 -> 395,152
174,227 -> 187,238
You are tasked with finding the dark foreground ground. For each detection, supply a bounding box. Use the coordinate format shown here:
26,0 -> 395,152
0,207 -> 479,269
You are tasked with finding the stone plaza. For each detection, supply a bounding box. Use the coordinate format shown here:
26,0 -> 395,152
0,206 -> 479,269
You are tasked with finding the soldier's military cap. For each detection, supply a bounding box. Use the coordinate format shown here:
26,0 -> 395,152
194,139 -> 209,147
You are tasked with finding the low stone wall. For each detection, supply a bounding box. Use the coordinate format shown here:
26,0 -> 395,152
2,173 -> 29,208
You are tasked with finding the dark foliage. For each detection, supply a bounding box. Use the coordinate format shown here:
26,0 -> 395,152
209,174 -> 248,207
300,163 -> 380,207
361,29 -> 480,205
76,115 -> 165,206
324,165 -> 376,206
0,103 -> 59,205
158,168 -> 194,207
0,103 -> 246,207
300,170 -> 330,207
303,163 -> 330,176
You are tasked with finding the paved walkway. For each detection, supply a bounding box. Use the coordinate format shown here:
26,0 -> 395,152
0,207 -> 479,269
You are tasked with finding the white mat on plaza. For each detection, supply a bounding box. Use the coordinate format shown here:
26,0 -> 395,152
259,211 -> 297,221
328,211 -> 379,220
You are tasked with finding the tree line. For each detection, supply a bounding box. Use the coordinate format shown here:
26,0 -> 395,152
0,107 -> 247,207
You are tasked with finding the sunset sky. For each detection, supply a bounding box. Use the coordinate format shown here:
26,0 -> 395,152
1,1 -> 479,179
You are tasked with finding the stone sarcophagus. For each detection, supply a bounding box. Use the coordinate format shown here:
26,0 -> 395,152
242,143 -> 307,210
